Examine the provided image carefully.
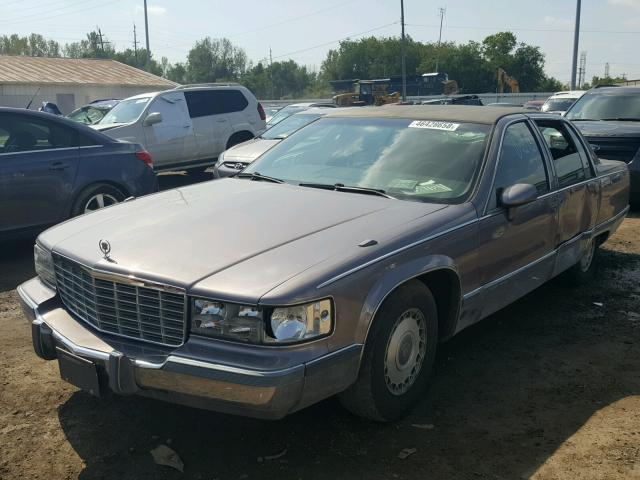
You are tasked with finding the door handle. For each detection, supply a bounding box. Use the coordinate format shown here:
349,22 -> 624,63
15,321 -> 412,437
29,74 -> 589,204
182,124 -> 192,128
216,119 -> 227,123
49,162 -> 70,171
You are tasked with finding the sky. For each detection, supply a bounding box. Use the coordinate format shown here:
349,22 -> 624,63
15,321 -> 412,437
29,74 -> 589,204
3,0 -> 640,84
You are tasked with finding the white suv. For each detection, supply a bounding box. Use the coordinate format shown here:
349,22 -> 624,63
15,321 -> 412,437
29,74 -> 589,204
93,84 -> 266,171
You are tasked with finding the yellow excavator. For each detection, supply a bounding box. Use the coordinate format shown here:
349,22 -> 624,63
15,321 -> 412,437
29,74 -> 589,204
497,68 -> 520,93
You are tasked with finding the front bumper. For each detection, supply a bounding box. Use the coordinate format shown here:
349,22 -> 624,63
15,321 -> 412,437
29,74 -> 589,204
18,277 -> 361,419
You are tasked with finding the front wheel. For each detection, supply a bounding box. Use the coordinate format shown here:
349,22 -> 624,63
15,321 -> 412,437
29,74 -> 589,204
339,280 -> 438,421
71,183 -> 126,217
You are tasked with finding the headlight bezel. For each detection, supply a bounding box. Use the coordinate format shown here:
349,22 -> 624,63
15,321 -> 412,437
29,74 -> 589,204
189,297 -> 334,346
34,242 -> 57,290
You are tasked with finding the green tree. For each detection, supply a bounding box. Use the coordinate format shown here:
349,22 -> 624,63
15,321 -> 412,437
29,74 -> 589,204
186,37 -> 247,83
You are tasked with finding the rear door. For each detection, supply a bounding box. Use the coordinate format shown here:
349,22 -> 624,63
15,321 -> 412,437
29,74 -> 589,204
143,92 -> 197,169
0,113 -> 80,233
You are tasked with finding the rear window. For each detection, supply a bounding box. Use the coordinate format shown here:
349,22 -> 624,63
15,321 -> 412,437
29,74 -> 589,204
184,89 -> 249,118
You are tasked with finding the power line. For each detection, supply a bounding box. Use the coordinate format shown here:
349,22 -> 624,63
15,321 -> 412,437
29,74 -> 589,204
270,22 -> 398,61
3,0 -> 122,26
406,23 -> 640,35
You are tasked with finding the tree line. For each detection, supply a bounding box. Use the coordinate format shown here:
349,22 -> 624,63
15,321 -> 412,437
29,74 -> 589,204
1,31 -> 570,98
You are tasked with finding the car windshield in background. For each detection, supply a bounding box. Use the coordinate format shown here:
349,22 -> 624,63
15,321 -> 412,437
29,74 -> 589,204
266,105 -> 307,127
566,93 -> 640,120
541,98 -> 576,112
100,97 -> 150,125
67,106 -> 108,125
245,118 -> 491,204
261,113 -> 321,140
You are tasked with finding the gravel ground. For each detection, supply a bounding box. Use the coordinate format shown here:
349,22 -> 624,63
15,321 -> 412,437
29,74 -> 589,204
0,214 -> 638,480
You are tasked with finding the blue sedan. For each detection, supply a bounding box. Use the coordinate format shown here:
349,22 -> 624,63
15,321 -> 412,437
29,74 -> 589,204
0,108 -> 158,239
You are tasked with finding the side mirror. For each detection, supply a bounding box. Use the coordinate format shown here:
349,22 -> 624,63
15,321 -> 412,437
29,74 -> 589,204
500,183 -> 538,220
143,112 -> 163,126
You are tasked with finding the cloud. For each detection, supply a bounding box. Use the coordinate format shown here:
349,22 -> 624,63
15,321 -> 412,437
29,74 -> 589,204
624,16 -> 640,27
608,0 -> 640,8
543,16 -> 571,27
135,4 -> 167,15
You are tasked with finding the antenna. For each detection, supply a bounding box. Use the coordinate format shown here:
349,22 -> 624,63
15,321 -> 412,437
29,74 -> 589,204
435,7 -> 446,72
25,86 -> 41,109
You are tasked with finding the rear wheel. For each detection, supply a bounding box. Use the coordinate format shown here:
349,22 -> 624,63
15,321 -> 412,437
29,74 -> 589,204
564,237 -> 599,285
339,280 -> 438,421
71,183 -> 126,217
226,131 -> 254,149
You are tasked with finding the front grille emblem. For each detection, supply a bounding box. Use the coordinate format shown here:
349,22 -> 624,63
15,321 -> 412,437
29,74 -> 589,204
98,239 -> 115,263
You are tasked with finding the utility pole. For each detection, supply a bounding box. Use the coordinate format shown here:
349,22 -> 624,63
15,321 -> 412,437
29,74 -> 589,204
400,0 -> 406,102
577,51 -> 586,88
435,7 -> 446,72
133,23 -> 139,65
269,46 -> 274,100
143,0 -> 151,70
570,0 -> 582,90
604,62 -> 610,78
97,27 -> 105,53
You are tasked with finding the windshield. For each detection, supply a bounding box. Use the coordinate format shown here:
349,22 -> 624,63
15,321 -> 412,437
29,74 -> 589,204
266,105 -> 307,127
245,118 -> 491,204
100,97 -> 151,125
541,98 -> 577,112
565,92 -> 640,120
261,113 -> 321,140
67,106 -> 109,125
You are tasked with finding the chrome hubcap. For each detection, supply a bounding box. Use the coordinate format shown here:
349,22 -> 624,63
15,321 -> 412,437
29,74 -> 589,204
84,193 -> 118,213
580,240 -> 596,272
384,308 -> 427,396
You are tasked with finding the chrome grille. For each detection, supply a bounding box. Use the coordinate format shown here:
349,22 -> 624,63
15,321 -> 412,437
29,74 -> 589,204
53,255 -> 186,346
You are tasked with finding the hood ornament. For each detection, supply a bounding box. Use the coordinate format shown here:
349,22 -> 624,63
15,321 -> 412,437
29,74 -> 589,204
99,239 -> 116,263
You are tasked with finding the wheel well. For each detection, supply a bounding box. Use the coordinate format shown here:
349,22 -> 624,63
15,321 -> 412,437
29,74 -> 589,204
595,231 -> 609,246
416,269 -> 461,341
226,130 -> 254,149
69,181 -> 129,216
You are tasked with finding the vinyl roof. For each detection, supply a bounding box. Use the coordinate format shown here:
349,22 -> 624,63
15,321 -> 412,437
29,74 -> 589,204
323,105 -> 529,124
0,56 -> 177,88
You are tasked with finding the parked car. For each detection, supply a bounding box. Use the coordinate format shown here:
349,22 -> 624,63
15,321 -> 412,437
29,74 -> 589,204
0,108 -> 157,239
565,86 -> 640,204
263,104 -> 283,123
67,99 -> 120,125
92,84 -> 266,171
213,107 -> 337,178
18,106 -> 629,422
421,95 -> 483,106
266,102 -> 335,128
523,99 -> 546,110
541,90 -> 585,114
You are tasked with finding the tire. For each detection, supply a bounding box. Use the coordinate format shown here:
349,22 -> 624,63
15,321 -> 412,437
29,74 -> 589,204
226,131 -> 254,149
71,183 -> 126,217
339,280 -> 439,422
563,237 -> 599,285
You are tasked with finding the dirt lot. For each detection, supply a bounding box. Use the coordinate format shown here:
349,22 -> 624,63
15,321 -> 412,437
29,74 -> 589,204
1,215 -> 639,480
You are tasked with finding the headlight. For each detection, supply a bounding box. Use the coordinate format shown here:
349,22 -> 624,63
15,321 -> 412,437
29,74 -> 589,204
190,298 -> 333,344
34,243 -> 56,289
192,299 -> 264,343
266,299 -> 333,344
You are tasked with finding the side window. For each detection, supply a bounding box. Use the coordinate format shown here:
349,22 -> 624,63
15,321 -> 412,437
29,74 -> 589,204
184,90 -> 249,118
184,90 -> 215,118
493,122 -> 549,208
535,120 -> 587,188
0,116 -> 78,153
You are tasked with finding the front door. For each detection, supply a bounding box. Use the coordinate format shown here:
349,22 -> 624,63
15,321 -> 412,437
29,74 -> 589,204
143,92 -> 197,169
475,121 -> 558,318
0,113 -> 79,234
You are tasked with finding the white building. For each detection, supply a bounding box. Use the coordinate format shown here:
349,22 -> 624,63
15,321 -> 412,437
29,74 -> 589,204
0,56 -> 177,114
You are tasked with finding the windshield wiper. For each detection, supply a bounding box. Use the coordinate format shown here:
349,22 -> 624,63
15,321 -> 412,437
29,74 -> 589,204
298,182 -> 396,199
600,118 -> 640,122
235,171 -> 284,183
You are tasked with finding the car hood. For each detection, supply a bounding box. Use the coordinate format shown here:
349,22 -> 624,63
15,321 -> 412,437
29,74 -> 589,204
223,138 -> 280,162
573,121 -> 640,137
40,179 -> 447,303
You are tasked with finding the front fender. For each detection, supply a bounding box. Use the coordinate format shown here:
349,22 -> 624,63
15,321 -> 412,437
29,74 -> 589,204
354,254 -> 458,345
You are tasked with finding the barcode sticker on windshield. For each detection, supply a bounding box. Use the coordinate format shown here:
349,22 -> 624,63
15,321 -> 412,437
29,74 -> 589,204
408,120 -> 460,131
